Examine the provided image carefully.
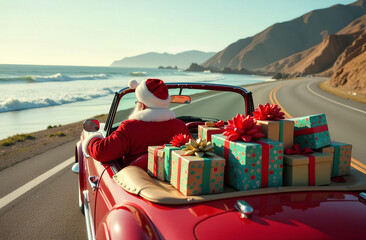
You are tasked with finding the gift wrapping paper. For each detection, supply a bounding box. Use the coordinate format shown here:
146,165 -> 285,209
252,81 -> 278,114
170,150 -> 225,196
290,114 -> 331,149
256,119 -> 294,149
147,146 -> 165,181
163,144 -> 184,182
283,152 -> 331,186
316,141 -> 352,177
198,125 -> 224,141
212,134 -> 283,190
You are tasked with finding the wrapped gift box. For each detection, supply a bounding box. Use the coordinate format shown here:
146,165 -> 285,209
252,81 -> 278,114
290,114 -> 331,149
170,150 -> 225,196
198,125 -> 224,141
316,141 -> 352,177
256,119 -> 294,149
163,144 -> 184,182
147,146 -> 165,181
283,152 -> 331,186
212,134 -> 284,190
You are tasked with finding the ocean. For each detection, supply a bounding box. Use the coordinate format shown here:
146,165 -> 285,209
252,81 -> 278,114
0,64 -> 272,140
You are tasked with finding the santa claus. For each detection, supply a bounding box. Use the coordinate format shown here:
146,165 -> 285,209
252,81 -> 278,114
82,78 -> 190,168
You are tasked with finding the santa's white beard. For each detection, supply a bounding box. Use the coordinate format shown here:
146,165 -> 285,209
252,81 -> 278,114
128,104 -> 143,120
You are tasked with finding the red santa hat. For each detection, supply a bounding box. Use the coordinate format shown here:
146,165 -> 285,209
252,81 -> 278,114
128,79 -> 170,108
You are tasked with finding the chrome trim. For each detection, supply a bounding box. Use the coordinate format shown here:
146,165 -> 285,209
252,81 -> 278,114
71,163 -> 79,174
88,176 -> 98,191
83,190 -> 96,240
235,200 -> 253,218
360,192 -> 366,200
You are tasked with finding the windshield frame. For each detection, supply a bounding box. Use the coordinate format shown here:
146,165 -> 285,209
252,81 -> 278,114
104,82 -> 254,136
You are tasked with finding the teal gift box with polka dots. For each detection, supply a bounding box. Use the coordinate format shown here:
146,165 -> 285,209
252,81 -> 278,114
212,134 -> 284,191
291,114 -> 331,149
316,141 -> 352,177
170,150 -> 225,196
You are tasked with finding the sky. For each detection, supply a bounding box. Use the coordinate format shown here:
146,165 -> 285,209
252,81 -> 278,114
0,0 -> 357,67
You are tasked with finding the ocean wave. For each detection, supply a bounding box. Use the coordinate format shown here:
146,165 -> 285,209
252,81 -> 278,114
0,87 -> 116,113
129,72 -> 146,76
0,73 -> 108,83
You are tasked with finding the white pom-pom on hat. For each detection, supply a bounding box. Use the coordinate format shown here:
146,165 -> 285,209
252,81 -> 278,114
128,79 -> 139,89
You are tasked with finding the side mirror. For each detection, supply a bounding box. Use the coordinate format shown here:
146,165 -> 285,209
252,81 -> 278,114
170,95 -> 191,104
83,119 -> 100,132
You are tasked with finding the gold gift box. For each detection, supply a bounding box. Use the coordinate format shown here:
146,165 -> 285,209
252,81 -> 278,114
283,152 -> 331,186
256,120 -> 294,149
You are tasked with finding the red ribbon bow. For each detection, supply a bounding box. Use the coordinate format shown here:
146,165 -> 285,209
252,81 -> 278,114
170,134 -> 191,147
284,144 -> 314,155
253,103 -> 285,120
215,120 -> 225,127
223,114 -> 265,142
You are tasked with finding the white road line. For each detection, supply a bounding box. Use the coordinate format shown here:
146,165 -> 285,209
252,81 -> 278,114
307,82 -> 366,114
0,157 -> 74,210
171,92 -> 227,111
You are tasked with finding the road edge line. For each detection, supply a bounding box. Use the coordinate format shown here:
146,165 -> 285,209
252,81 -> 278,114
0,157 -> 74,210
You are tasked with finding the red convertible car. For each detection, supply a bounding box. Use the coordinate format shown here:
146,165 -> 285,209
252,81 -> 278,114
72,83 -> 366,240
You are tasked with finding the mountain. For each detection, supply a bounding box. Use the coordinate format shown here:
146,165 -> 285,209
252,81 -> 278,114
328,29 -> 366,94
110,50 -> 216,69
260,14 -> 366,76
202,0 -> 366,71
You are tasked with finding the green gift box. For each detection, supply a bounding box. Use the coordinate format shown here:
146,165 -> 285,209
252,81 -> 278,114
163,144 -> 184,182
170,150 -> 225,196
290,114 -> 331,149
316,141 -> 352,177
147,146 -> 165,181
212,134 -> 284,191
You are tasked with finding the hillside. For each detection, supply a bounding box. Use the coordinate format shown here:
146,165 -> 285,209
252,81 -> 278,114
202,0 -> 366,71
110,50 -> 215,69
260,13 -> 366,76
328,29 -> 366,95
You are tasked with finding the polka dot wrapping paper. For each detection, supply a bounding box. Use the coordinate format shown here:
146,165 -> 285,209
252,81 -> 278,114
163,144 -> 184,182
316,141 -> 352,177
212,134 -> 284,191
170,150 -> 225,196
290,114 -> 331,150
147,146 -> 166,181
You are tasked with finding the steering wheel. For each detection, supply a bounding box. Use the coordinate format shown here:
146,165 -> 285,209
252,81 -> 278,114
185,121 -> 205,139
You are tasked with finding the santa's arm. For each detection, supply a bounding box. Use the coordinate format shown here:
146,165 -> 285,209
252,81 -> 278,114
83,125 -> 130,162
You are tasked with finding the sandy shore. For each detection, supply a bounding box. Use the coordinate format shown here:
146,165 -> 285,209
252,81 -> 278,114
1,78 -> 364,171
0,115 -> 107,170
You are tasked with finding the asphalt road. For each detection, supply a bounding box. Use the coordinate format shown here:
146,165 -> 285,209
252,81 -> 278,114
1,77 -> 365,239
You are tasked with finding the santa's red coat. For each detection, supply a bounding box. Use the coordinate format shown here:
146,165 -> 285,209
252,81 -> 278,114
88,119 -> 189,166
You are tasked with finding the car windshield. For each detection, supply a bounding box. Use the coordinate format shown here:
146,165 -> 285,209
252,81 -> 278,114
111,88 -> 246,130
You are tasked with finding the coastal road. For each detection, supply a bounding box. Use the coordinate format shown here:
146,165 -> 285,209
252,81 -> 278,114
1,77 -> 365,239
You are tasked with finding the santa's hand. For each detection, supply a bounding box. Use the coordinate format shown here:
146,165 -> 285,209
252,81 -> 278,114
82,132 -> 104,157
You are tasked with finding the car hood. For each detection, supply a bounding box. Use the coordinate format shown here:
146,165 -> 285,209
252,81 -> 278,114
190,191 -> 366,239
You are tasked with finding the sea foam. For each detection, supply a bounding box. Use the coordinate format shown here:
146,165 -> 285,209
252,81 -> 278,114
0,87 -> 115,112
0,73 -> 108,83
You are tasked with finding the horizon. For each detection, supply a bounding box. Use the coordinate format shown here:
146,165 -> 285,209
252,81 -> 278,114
0,0 -> 357,67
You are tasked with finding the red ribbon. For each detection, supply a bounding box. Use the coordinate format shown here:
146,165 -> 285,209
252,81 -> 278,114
215,120 -> 225,127
284,144 -> 313,155
205,128 -> 225,141
294,125 -> 328,137
170,134 -> 191,147
153,147 -> 164,177
254,141 -> 269,188
285,144 -> 315,186
224,139 -> 230,183
253,103 -> 285,120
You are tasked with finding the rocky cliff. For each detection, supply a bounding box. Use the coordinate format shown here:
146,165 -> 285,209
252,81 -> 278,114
202,0 -> 366,71
328,30 -> 366,94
